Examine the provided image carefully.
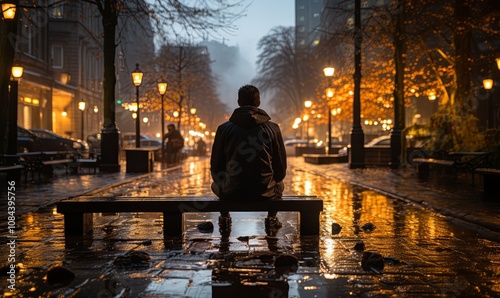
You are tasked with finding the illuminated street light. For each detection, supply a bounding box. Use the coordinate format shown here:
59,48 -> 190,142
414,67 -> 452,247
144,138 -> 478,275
483,78 -> 493,90
158,80 -> 167,165
483,78 -> 495,129
324,66 -> 335,155
2,2 -> 16,20
131,64 -> 143,148
7,65 -> 23,154
78,101 -> 86,140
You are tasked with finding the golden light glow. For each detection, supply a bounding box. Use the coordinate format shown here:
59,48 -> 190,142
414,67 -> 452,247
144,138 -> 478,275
173,111 -> 179,117
483,78 -> 493,90
129,102 -> 138,112
62,111 -> 67,117
2,3 -> 16,20
304,100 -> 312,108
78,101 -> 86,111
131,64 -> 143,87
496,58 -> 500,70
11,65 -> 24,78
323,66 -> 335,77
326,88 -> 334,98
158,82 -> 167,95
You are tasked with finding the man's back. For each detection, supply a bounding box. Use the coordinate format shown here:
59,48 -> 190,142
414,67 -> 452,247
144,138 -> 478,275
211,106 -> 286,200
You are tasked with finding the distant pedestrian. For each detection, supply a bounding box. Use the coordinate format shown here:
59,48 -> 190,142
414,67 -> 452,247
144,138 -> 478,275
163,124 -> 184,165
210,84 -> 287,236
195,138 -> 207,156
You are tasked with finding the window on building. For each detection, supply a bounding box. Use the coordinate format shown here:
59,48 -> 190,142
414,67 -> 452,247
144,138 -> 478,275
52,45 -> 64,69
49,0 -> 64,18
313,13 -> 320,18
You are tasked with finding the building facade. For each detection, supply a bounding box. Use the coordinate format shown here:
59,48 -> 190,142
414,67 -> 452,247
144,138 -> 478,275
13,0 -> 154,141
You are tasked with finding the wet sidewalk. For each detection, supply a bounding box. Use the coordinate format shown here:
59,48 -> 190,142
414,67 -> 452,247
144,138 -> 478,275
1,156 -> 499,297
4,156 -> 499,240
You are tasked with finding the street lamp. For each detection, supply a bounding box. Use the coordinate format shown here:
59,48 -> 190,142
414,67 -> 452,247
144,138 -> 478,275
7,65 -> 23,155
2,2 -> 16,20
483,78 -> 495,129
304,101 -> 312,147
350,0 -> 365,168
324,66 -> 335,155
131,63 -> 143,148
78,101 -> 86,140
158,81 -> 167,165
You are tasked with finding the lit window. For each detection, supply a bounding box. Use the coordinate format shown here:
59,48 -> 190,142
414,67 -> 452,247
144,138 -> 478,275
49,0 -> 63,18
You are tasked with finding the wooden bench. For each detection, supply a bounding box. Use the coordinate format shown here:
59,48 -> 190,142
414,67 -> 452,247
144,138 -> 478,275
56,196 -> 323,238
68,158 -> 100,174
475,168 -> 500,196
412,158 -> 455,178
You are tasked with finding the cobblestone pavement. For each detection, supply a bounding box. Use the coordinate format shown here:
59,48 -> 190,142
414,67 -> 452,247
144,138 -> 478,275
1,156 -> 499,297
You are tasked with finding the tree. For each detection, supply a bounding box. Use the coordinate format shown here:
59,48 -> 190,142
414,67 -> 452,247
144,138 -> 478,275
81,0 -> 245,171
144,42 -> 224,132
253,26 -> 321,128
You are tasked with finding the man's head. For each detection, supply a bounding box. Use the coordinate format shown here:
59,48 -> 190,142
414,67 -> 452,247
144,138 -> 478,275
167,124 -> 175,131
237,85 -> 260,107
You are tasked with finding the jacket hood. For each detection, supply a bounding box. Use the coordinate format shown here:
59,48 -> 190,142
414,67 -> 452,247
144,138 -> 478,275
229,106 -> 271,128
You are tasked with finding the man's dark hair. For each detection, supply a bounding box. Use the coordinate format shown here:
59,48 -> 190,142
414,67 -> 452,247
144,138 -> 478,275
238,85 -> 260,107
167,124 -> 175,129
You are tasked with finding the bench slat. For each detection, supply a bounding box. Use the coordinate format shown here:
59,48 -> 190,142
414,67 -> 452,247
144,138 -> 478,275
412,158 -> 455,166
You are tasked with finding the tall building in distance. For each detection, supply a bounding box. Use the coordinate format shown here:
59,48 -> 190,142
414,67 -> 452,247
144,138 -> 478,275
295,0 -> 324,49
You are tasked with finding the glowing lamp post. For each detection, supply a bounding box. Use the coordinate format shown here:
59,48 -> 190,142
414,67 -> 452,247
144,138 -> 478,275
78,101 -> 86,140
483,78 -> 495,129
7,65 -> 23,154
158,81 -> 167,164
131,64 -> 143,148
324,66 -> 335,154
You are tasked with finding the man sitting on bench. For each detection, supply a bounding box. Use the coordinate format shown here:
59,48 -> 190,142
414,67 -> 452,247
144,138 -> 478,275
210,84 -> 287,236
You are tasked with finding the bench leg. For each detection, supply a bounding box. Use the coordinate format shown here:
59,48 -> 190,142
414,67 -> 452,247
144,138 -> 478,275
64,213 -> 93,236
163,212 -> 183,237
483,175 -> 500,195
417,163 -> 430,178
299,211 -> 320,235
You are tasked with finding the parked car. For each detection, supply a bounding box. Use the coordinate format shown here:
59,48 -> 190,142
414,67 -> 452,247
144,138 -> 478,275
86,133 -> 101,155
17,126 -> 40,153
337,135 -> 428,156
338,135 -> 391,156
122,132 -> 153,149
30,128 -> 87,154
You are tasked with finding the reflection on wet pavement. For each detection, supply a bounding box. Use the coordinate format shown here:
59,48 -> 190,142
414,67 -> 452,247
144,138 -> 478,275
1,157 -> 499,297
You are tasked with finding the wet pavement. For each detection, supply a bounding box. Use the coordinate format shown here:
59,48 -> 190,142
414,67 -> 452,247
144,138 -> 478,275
1,156 -> 500,297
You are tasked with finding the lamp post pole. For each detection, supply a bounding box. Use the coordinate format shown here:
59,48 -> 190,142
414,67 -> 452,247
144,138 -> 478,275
131,64 -> 143,148
483,78 -> 494,129
2,2 -> 19,156
158,81 -> 167,165
78,101 -> 86,140
7,66 -> 23,155
350,0 -> 365,168
324,67 -> 335,155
